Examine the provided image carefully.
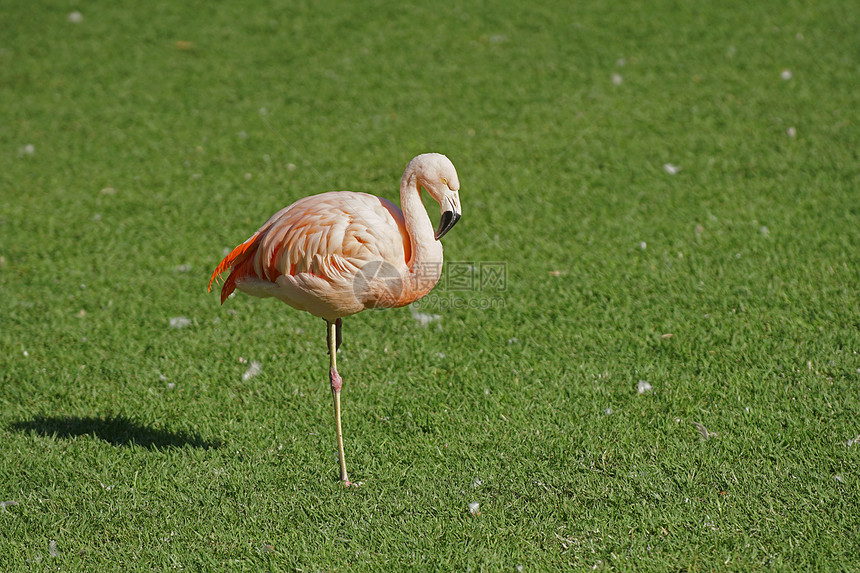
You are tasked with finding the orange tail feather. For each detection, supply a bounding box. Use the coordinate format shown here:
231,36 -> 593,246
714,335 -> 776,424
208,234 -> 261,304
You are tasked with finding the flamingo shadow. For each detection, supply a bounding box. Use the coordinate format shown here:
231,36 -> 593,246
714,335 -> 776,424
8,414 -> 219,450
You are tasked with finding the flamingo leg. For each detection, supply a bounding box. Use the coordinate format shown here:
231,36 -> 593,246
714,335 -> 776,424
328,318 -> 355,486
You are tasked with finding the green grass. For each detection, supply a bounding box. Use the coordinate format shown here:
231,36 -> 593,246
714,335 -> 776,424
2,0 -> 859,570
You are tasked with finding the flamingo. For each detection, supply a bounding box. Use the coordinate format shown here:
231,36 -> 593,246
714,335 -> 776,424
209,153 -> 462,486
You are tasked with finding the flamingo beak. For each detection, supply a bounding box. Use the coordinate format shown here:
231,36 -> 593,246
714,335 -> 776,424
434,188 -> 461,240
435,210 -> 461,240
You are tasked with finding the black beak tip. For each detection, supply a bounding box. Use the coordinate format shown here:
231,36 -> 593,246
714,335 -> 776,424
435,211 -> 461,240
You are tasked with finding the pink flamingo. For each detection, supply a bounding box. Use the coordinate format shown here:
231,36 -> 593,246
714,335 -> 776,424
209,153 -> 462,486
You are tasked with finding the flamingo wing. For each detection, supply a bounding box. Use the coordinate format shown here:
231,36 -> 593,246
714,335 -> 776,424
209,192 -> 411,306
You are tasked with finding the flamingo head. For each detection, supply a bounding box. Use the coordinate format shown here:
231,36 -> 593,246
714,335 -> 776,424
408,153 -> 462,240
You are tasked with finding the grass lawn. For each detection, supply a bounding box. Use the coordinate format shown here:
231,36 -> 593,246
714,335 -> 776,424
2,0 -> 859,570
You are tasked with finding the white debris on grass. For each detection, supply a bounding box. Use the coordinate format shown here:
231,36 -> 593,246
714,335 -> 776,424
787,126 -> 797,138
846,434 -> 860,447
638,241 -> 647,250
169,316 -> 192,329
409,304 -> 441,326
0,500 -> 19,512
19,144 -> 35,156
174,263 -> 192,273
242,360 -> 262,381
468,502 -> 481,516
781,69 -> 792,80
834,474 -> 844,483
663,163 -> 680,175
49,540 -> 60,558
637,380 -> 652,394
694,421 -> 718,440
507,337 -> 519,344
611,73 -> 623,85
68,11 -> 83,23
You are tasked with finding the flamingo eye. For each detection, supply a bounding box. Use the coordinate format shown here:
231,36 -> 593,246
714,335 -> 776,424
441,177 -> 448,185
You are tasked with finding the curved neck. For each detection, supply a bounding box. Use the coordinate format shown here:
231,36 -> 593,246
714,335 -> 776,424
400,170 -> 443,278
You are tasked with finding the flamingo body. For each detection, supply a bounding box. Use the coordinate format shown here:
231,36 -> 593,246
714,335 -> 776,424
210,191 -> 430,320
